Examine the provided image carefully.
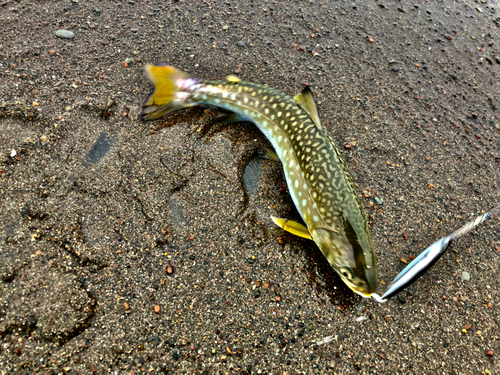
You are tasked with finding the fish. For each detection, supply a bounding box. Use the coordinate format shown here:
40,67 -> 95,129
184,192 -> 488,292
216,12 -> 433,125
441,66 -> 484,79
141,64 -> 378,298
380,204 -> 500,301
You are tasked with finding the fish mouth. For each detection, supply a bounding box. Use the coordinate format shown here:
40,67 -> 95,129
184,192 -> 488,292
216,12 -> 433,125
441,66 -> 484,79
338,273 -> 373,298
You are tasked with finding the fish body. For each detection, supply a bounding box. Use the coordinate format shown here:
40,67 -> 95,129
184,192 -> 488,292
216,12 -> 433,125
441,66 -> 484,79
142,64 -> 377,297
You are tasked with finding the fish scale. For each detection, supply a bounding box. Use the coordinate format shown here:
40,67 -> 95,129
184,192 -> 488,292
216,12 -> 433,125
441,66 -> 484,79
141,64 -> 377,297
192,81 -> 341,229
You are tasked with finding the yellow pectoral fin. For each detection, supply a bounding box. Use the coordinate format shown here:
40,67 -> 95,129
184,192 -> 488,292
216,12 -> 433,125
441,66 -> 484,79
271,216 -> 312,240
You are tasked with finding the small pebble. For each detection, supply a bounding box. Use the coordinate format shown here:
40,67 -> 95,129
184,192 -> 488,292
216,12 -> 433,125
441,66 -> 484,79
55,30 -> 75,39
154,304 -> 161,314
226,346 -> 232,355
368,38 -> 374,43
123,302 -> 130,310
486,349 -> 494,357
166,265 -> 174,275
236,41 -> 245,48
275,295 -> 282,302
391,66 -> 400,72
461,271 -> 470,281
121,62 -> 128,68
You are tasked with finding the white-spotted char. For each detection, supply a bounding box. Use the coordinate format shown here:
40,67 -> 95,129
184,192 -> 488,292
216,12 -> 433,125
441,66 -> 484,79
141,64 -> 377,297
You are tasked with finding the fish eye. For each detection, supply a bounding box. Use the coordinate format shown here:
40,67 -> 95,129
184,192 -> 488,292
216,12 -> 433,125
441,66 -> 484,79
340,268 -> 352,280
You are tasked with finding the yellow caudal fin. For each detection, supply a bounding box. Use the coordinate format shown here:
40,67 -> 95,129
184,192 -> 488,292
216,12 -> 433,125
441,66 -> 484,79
271,216 -> 312,240
141,64 -> 189,121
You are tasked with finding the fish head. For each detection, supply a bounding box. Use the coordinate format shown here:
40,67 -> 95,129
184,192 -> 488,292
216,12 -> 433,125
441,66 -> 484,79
310,226 -> 377,297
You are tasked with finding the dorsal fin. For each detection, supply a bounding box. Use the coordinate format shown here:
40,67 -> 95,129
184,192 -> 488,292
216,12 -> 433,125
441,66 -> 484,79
225,75 -> 241,84
293,86 -> 322,130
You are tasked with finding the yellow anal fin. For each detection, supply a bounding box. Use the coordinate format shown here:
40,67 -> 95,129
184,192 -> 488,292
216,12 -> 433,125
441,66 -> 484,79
271,216 -> 312,240
262,148 -> 280,162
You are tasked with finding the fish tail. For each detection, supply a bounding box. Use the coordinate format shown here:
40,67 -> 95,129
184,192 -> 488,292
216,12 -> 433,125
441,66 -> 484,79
141,63 -> 191,121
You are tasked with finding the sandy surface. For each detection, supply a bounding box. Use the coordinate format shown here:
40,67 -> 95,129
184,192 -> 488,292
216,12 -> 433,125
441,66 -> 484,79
1,0 -> 499,373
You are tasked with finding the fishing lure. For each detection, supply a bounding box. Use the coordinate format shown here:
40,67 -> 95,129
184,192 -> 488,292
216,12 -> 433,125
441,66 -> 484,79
381,205 -> 500,301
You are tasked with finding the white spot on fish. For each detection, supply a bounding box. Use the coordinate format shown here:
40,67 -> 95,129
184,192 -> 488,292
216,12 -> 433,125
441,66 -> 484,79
302,199 -> 307,206
222,92 -> 228,98
263,120 -> 267,126
289,160 -> 294,168
271,115 -> 275,120
231,93 -> 236,100
298,191 -> 302,197
265,108 -> 269,115
244,97 -> 248,104
278,135 -> 282,142
295,180 -> 299,188
313,215 -> 319,222
278,111 -> 282,117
